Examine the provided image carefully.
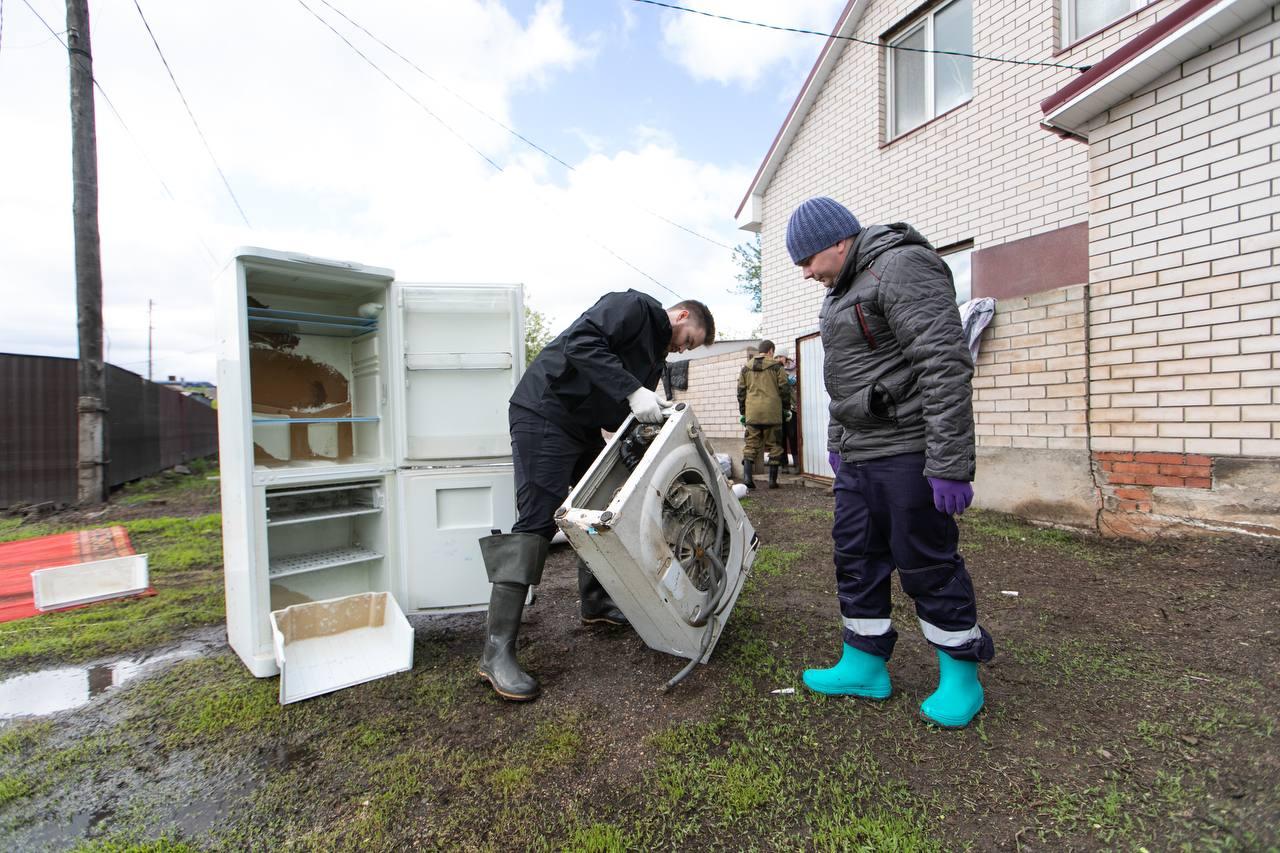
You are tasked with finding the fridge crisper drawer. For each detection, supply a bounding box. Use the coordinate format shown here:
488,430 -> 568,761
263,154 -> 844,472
269,591 -> 413,704
265,481 -> 386,581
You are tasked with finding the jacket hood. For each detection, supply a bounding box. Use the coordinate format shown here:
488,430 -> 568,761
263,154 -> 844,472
832,223 -> 933,295
748,353 -> 779,371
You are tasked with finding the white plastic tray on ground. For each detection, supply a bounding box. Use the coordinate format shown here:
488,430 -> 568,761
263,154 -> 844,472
31,554 -> 150,612
268,591 -> 413,704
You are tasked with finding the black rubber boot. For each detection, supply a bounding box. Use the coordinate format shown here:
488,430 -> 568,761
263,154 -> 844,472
578,559 -> 628,626
743,459 -> 756,490
768,464 -> 780,489
477,533 -> 548,701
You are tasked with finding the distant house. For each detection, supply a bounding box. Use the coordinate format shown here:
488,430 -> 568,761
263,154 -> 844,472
161,376 -> 217,405
683,0 -> 1276,538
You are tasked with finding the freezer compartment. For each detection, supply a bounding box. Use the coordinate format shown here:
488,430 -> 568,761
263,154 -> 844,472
263,481 -> 392,610
399,465 -> 517,613
246,262 -> 389,470
31,554 -> 150,612
269,591 -> 413,704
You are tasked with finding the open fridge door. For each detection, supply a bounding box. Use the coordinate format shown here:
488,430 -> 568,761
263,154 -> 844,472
554,404 -> 757,684
390,283 -> 523,468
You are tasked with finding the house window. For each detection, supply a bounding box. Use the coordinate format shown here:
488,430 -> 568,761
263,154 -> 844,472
1063,0 -> 1150,45
940,243 -> 973,304
887,0 -> 972,139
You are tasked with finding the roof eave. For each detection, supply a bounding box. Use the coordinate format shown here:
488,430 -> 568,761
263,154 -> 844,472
1041,0 -> 1276,139
735,0 -> 869,231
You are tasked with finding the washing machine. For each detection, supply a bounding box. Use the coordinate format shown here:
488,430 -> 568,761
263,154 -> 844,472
554,403 -> 758,684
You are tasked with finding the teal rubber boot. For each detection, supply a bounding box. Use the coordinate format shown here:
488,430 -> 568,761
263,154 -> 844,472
802,643 -> 891,699
920,649 -> 984,727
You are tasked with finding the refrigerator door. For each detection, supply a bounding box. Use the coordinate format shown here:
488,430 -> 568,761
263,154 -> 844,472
555,404 -> 757,666
397,466 -> 517,612
391,283 -> 523,467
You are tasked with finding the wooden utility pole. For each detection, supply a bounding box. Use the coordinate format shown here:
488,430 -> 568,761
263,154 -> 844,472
67,0 -> 107,504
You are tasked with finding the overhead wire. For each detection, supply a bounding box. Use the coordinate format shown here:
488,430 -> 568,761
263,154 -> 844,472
130,0 -> 251,228
627,0 -> 1093,71
17,0 -> 220,267
313,0 -> 733,252
293,0 -> 686,300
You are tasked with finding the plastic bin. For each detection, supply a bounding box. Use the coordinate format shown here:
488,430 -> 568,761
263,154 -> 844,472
269,591 -> 413,704
31,554 -> 150,612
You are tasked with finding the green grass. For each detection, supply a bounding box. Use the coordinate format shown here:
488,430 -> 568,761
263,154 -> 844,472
961,510 -> 1107,563
127,656 -> 283,748
0,513 -> 224,668
751,544 -> 805,579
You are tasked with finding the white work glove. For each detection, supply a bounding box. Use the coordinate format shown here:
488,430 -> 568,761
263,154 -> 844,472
626,387 -> 670,423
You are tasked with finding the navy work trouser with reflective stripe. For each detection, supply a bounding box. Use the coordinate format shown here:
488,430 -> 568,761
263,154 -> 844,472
832,451 -> 994,663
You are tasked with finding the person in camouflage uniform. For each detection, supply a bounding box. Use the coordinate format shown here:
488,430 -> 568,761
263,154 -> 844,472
737,339 -> 792,489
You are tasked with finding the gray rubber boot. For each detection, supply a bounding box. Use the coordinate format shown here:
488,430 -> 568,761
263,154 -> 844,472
768,464 -> 780,489
743,459 -> 756,490
578,559 -> 628,626
477,533 -> 548,702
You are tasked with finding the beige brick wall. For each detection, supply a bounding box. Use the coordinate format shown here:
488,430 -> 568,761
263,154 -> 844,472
758,0 -> 1181,350
1086,5 -> 1280,459
973,285 -> 1089,450
669,350 -> 754,463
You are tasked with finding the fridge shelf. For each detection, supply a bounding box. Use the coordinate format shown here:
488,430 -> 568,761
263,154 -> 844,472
247,308 -> 377,338
252,416 -> 380,425
268,546 -> 382,580
267,505 -> 381,527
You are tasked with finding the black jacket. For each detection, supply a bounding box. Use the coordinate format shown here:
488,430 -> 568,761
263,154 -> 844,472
510,290 -> 671,440
821,224 -> 976,480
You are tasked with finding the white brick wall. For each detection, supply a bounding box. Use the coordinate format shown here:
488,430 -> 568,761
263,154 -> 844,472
758,0 -> 1182,351
1087,5 -> 1280,457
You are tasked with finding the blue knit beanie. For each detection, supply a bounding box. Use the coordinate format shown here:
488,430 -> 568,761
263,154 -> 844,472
786,197 -> 861,264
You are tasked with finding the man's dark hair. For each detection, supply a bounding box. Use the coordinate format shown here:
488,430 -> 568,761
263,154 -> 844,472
670,299 -> 716,345
757,339 -> 775,354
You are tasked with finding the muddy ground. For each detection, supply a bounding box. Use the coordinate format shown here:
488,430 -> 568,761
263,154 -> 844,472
0,468 -> 1277,851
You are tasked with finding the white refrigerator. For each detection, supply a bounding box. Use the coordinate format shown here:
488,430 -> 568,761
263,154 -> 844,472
215,247 -> 522,686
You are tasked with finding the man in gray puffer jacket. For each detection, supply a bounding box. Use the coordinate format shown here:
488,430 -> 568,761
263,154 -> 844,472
788,196 -> 993,728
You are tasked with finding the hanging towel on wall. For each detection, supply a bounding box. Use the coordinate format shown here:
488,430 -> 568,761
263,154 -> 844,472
959,298 -> 997,363
662,360 -> 689,398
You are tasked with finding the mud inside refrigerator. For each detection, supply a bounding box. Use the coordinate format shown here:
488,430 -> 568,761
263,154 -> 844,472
242,266 -> 394,614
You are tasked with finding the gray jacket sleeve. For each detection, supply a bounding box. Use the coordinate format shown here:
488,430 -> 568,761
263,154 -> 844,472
879,248 -> 976,480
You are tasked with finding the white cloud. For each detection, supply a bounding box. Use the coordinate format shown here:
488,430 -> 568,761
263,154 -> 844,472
0,0 -> 758,387
656,0 -> 849,88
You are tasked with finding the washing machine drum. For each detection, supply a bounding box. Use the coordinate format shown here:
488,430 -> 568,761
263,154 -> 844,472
555,404 -> 758,668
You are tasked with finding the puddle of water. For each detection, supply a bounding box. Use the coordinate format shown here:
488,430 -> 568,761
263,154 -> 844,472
0,641 -> 216,719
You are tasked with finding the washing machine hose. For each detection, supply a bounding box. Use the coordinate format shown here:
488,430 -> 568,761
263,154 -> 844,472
664,426 -> 730,692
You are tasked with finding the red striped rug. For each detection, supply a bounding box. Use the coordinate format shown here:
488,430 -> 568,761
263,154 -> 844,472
0,526 -> 151,623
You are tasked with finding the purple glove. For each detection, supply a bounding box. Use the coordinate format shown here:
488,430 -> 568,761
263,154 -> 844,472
928,477 -> 974,515
828,451 -> 841,476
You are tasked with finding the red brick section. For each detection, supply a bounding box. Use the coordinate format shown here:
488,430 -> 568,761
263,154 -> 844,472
1093,452 -> 1214,515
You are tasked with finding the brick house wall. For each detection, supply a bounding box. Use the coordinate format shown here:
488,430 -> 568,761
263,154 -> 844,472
757,0 -> 1183,354
1083,3 -> 1280,536
668,348 -> 754,475
684,0 -> 1280,538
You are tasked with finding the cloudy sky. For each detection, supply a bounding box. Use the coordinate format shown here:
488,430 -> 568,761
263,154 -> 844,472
1,0 -> 846,382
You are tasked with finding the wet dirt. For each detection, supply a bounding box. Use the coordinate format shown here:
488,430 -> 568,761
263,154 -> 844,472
1,475 -> 1277,850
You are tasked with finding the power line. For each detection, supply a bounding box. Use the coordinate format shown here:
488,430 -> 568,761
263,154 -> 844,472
313,0 -> 733,252
294,0 -> 685,301
19,0 -> 219,266
628,0 -> 1092,71
130,0 -> 251,228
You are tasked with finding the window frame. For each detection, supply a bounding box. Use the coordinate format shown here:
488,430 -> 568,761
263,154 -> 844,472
939,240 -> 974,304
1062,0 -> 1150,47
885,0 -> 973,141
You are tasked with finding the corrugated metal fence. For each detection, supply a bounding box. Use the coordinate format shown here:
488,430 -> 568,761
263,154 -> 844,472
0,353 -> 218,507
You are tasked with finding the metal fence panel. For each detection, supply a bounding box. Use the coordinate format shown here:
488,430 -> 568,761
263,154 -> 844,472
1,353 -> 218,507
